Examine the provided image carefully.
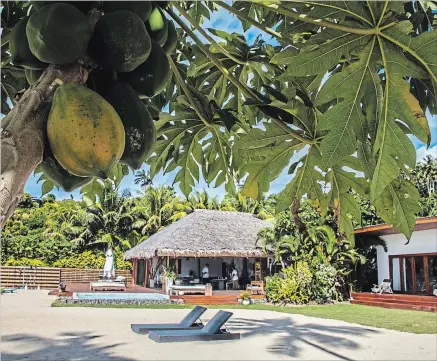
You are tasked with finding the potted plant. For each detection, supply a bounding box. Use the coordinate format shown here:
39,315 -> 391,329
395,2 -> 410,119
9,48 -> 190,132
239,291 -> 251,305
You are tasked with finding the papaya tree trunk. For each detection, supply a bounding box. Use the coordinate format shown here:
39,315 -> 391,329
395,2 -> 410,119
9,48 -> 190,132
0,63 -> 88,229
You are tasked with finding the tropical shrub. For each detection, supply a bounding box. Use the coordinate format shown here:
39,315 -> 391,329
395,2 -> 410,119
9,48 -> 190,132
4,257 -> 47,267
52,250 -> 131,270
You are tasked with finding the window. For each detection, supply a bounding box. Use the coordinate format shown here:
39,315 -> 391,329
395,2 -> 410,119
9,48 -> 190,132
389,253 -> 437,294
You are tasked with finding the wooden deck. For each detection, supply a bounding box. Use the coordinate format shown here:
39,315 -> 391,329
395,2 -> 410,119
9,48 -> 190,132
351,292 -> 437,312
170,290 -> 266,305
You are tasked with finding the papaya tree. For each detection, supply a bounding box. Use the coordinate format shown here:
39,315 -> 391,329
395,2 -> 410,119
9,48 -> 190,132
1,1 -> 436,243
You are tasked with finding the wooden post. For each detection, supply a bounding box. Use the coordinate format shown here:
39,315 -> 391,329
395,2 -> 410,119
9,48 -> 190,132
197,258 -> 201,279
175,257 -> 179,276
132,259 -> 137,285
144,259 -> 149,287
424,256 -> 430,294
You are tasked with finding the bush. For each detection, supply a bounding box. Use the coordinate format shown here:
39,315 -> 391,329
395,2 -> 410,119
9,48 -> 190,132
266,261 -> 312,304
4,257 -> 47,267
52,250 -> 132,270
311,263 -> 338,303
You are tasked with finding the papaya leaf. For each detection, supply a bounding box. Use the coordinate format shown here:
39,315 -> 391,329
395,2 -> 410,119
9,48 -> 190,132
272,29 -> 370,77
187,1 -> 210,24
315,40 -> 377,169
276,146 -> 325,212
41,180 -> 55,197
235,121 -> 304,199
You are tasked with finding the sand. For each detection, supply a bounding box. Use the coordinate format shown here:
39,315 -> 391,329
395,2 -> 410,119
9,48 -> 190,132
1,290 -> 436,360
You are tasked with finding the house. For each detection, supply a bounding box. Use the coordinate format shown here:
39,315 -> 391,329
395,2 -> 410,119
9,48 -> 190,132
355,217 -> 437,295
124,210 -> 272,290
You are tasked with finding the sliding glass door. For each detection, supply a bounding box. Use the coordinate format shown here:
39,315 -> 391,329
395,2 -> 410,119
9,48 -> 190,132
389,253 -> 437,294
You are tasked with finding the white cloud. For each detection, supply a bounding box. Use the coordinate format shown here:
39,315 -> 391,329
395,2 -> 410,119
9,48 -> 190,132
416,144 -> 437,161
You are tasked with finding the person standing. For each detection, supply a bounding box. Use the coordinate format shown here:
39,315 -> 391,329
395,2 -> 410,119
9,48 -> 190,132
202,263 -> 210,284
232,267 -> 239,290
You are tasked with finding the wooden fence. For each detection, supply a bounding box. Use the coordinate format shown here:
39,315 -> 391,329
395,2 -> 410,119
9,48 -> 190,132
0,266 -> 132,289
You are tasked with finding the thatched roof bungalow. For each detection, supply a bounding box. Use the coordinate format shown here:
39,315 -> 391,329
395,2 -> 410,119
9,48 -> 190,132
124,210 -> 272,288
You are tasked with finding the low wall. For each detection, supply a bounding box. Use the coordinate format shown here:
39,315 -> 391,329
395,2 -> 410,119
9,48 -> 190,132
58,296 -> 180,305
0,266 -> 133,289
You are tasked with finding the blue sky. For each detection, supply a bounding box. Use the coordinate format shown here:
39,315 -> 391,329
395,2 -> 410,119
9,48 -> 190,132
23,7 -> 437,200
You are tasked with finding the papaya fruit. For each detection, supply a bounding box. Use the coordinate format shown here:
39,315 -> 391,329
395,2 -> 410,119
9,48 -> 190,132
119,39 -> 170,98
106,83 -> 156,169
146,7 -> 168,46
104,1 -> 152,22
47,83 -> 125,178
162,20 -> 178,55
86,68 -> 117,98
32,2 -> 94,14
26,3 -> 91,64
10,17 -> 47,70
40,153 -> 92,192
25,68 -> 45,85
90,10 -> 151,72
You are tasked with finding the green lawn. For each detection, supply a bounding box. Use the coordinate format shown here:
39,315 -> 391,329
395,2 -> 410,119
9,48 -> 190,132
52,301 -> 437,334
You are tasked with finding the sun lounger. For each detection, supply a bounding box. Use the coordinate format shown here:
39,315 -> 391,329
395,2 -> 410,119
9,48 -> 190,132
169,284 -> 206,295
1,288 -> 17,294
371,279 -> 393,294
131,305 -> 207,334
148,310 -> 240,343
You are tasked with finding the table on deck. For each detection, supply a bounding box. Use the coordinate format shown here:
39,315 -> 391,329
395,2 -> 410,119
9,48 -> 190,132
211,278 -> 227,290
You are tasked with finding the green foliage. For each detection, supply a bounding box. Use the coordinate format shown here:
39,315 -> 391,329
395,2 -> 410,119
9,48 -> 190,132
4,257 -> 47,267
52,250 -> 131,270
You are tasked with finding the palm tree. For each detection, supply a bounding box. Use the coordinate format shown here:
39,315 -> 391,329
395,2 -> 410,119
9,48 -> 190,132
134,170 -> 153,189
188,190 -> 220,210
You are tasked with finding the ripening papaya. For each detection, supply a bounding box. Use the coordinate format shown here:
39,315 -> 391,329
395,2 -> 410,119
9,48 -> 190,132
10,17 -> 47,70
90,10 -> 152,72
32,2 -> 94,14
106,83 -> 156,169
146,7 -> 168,46
40,153 -> 92,192
162,20 -> 178,55
25,69 -> 45,85
47,83 -> 125,178
104,1 -> 152,22
26,3 -> 91,64
86,68 -> 117,98
119,39 -> 170,98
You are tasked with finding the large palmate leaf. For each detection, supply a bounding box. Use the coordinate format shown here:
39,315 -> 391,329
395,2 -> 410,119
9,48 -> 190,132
326,164 -> 368,241
276,146 -> 325,212
235,121 -> 305,199
148,109 -> 236,197
272,28 -> 370,77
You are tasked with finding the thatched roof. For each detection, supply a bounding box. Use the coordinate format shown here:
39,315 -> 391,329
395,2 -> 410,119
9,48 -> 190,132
124,210 -> 272,259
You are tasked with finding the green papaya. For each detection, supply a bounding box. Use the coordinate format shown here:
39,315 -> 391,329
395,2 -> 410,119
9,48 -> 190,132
106,83 -> 156,170
40,154 -> 92,192
32,2 -> 94,14
104,1 -> 152,22
26,3 -> 91,64
90,10 -> 151,72
10,17 -> 47,70
86,68 -> 117,97
162,20 -> 178,55
25,69 -> 45,85
119,39 -> 170,98
146,7 -> 168,46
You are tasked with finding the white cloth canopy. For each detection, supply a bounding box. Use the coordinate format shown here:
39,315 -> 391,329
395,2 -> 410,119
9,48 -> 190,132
103,248 -> 115,278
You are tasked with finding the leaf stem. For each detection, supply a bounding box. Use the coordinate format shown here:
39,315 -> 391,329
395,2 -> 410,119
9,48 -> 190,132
173,3 -> 246,65
376,0 -> 389,27
217,2 -> 290,41
379,32 -> 437,83
166,7 -> 257,100
167,7 -> 314,145
167,55 -> 211,128
263,3 -> 377,35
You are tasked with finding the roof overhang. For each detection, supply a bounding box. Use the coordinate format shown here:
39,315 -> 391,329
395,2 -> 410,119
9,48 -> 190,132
354,217 -> 437,237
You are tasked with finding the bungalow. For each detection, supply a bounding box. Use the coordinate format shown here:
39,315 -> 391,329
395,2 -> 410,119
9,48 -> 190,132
355,217 -> 437,295
124,210 -> 272,290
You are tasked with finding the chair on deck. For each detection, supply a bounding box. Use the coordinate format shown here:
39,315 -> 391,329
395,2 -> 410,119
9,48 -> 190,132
148,310 -> 240,343
246,281 -> 265,295
371,279 -> 393,294
131,305 -> 207,334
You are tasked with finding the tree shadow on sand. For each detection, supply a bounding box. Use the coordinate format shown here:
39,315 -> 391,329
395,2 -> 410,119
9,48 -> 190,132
227,316 -> 380,360
1,331 -> 135,361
